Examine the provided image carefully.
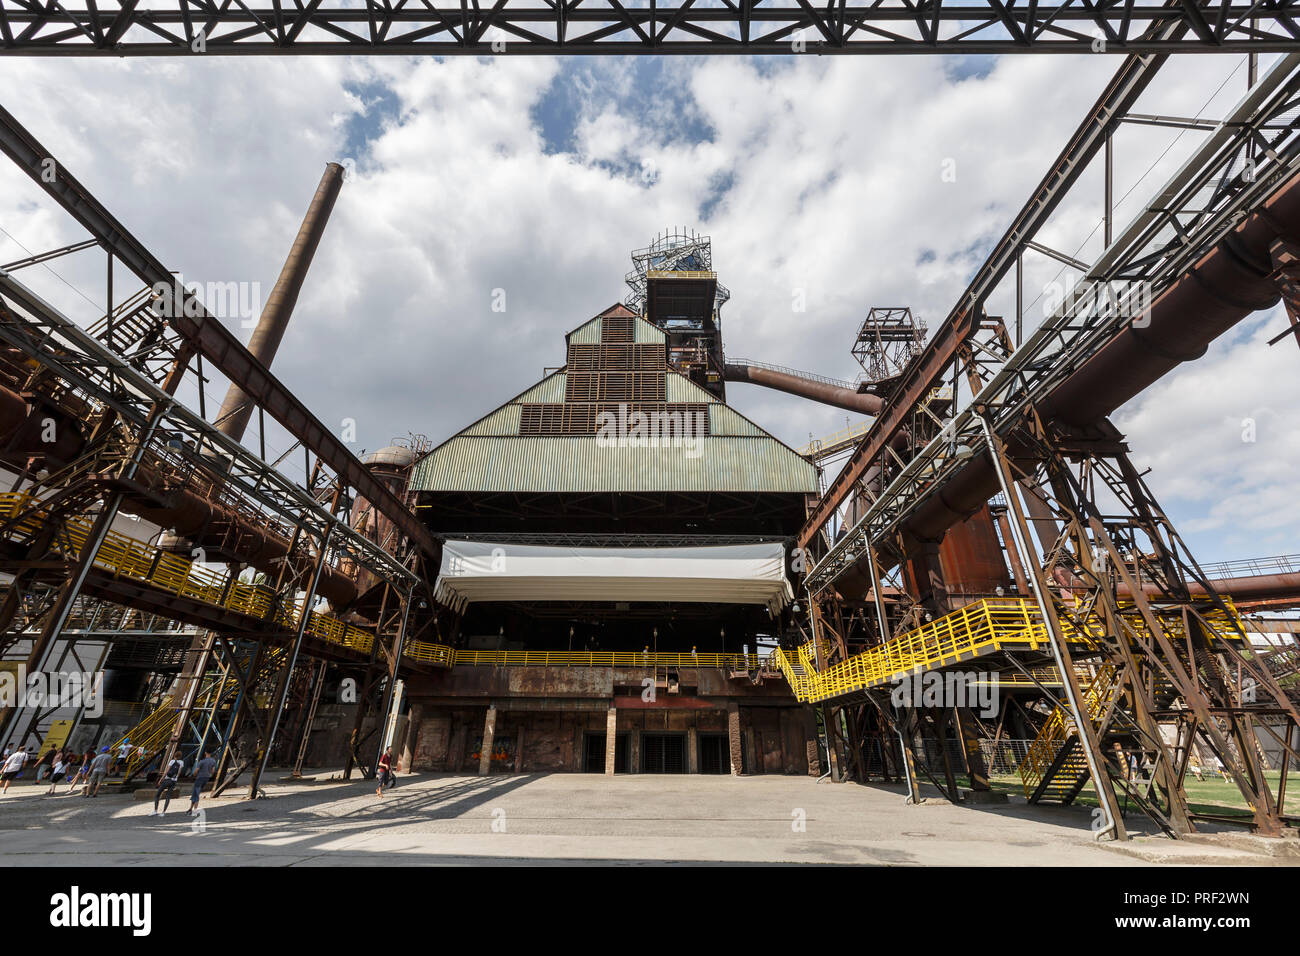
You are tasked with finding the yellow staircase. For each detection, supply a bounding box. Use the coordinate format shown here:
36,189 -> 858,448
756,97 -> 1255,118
1017,664 -> 1118,802
773,599 -> 1057,705
110,648 -> 285,778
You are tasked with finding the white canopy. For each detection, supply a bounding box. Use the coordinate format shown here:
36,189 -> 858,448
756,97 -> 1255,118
434,540 -> 792,614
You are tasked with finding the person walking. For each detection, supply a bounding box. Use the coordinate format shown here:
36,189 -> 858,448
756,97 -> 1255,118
44,754 -> 69,795
1,747 -> 29,794
151,754 -> 184,817
188,750 -> 216,816
84,746 -> 113,797
375,748 -> 394,798
34,748 -> 57,783
113,739 -> 132,776
66,749 -> 94,794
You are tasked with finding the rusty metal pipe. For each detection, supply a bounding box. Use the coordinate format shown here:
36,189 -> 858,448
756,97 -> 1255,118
902,168 -> 1300,546
723,362 -> 885,416
215,162 -> 345,442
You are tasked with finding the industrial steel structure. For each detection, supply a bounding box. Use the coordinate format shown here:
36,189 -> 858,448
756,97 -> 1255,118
0,24 -> 1297,846
6,0 -> 1300,55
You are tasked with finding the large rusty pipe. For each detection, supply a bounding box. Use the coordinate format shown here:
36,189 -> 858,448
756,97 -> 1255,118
215,162 -> 345,442
1042,167 -> 1300,426
902,168 -> 1300,547
724,362 -> 885,416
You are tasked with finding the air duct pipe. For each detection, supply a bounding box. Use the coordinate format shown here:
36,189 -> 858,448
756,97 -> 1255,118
724,362 -> 885,416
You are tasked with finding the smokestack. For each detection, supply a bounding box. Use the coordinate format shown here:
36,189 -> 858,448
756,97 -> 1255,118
215,161 -> 345,442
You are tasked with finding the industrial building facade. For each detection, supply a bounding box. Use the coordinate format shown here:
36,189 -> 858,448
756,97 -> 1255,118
399,301 -> 821,776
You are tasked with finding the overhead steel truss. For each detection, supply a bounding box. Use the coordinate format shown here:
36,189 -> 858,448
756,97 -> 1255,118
0,102 -> 439,560
2,0 -> 1300,55
806,51 -> 1300,595
0,273 -> 417,590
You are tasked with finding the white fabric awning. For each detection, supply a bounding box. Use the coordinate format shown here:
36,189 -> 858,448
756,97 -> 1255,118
434,540 -> 792,614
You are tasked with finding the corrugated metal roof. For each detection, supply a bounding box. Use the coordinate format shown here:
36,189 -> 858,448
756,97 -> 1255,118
461,404 -> 522,436
514,373 -> 566,404
709,405 -> 767,437
567,318 -> 601,344
411,436 -> 818,493
665,371 -> 716,404
634,317 -> 665,343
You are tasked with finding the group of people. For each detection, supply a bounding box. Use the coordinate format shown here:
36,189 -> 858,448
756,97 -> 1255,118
0,742 -> 217,816
1,744 -> 117,796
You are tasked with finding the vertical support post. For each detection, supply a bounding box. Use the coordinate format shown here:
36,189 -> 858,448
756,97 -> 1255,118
603,705 -> 617,776
687,726 -> 698,774
371,588 -> 414,775
728,701 -> 744,775
1015,252 -> 1023,347
479,705 -> 497,777
247,520 -> 335,798
1104,130 -> 1113,248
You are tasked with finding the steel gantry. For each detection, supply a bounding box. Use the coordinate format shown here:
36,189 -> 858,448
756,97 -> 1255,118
791,52 -> 1300,837
0,100 -> 449,794
4,0 -> 1300,55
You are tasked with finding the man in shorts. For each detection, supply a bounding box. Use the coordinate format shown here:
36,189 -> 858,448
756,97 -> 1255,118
85,746 -> 113,797
1,747 -> 29,793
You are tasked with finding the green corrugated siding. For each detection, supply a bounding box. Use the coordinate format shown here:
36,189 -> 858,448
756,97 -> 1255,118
665,372 -> 717,404
634,317 -> 666,343
709,404 -> 766,437
568,318 -> 601,344
411,436 -> 818,493
461,404 -> 522,436
514,373 -> 566,404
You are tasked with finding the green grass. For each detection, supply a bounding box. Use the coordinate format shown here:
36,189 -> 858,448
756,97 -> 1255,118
977,770 -> 1293,821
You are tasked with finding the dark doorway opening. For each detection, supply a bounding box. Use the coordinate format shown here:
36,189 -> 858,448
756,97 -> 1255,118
582,732 -> 628,773
698,732 -> 729,774
641,732 -> 687,773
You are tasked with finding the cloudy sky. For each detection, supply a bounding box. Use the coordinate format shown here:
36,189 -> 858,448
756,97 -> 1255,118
0,50 -> 1296,564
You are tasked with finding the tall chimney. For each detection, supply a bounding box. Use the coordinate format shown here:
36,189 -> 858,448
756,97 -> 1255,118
215,161 -> 345,442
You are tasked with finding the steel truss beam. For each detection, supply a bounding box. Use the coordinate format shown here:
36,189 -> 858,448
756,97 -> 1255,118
798,38 -> 1184,554
996,414 -> 1300,835
1,0 -> 1299,55
0,273 -> 416,589
807,51 -> 1300,594
0,102 -> 438,559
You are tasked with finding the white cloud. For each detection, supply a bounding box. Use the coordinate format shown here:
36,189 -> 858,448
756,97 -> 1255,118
0,50 -> 1290,561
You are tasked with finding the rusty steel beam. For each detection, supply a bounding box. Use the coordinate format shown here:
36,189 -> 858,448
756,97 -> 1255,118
0,101 -> 437,558
797,44 -> 1178,553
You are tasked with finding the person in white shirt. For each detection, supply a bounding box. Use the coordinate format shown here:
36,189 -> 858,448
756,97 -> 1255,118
2,748 -> 29,793
45,756 -> 68,795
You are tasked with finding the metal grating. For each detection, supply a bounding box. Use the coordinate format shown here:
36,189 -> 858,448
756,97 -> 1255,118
519,402 -> 711,436
566,343 -> 663,372
601,316 -> 634,343
565,371 -> 666,403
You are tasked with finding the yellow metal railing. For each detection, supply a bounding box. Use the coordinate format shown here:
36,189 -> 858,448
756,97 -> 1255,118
0,492 -> 448,668
447,649 -> 763,669
773,599 -> 1053,705
1016,664 -> 1117,798
645,269 -> 717,280
797,420 -> 872,459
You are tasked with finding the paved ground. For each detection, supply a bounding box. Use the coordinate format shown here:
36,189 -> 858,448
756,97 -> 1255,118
0,771 -> 1296,866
